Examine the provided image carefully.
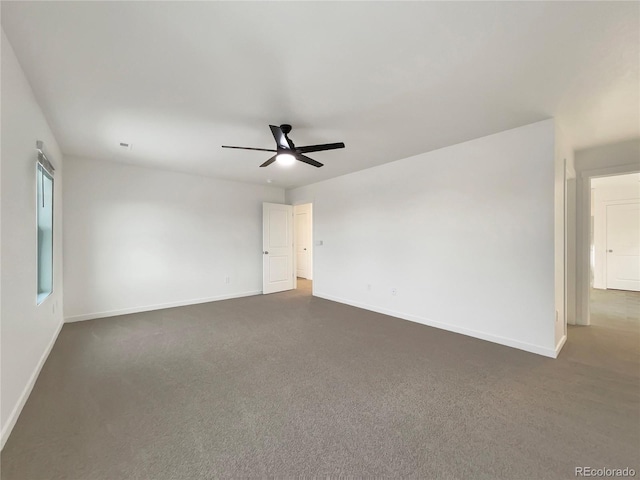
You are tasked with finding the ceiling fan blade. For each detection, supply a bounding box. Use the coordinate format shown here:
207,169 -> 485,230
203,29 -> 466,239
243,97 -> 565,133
260,155 -> 277,168
295,154 -> 323,168
269,125 -> 293,149
222,146 -> 277,152
296,142 -> 345,154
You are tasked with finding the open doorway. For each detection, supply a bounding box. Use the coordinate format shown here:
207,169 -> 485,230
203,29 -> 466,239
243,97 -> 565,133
294,203 -> 313,293
587,173 -> 640,329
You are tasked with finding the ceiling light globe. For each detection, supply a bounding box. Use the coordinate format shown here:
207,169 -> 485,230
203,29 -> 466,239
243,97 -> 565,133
276,153 -> 296,166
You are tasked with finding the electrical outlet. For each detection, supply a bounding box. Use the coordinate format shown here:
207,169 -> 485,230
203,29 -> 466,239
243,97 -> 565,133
367,284 -> 372,291
225,276 -> 230,284
391,288 -> 397,296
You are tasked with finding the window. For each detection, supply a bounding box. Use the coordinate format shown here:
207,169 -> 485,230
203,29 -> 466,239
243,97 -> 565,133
36,143 -> 54,305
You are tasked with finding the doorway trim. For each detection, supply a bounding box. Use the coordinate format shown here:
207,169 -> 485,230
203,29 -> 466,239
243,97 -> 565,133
293,203 -> 313,282
576,164 -> 640,325
292,202 -> 313,294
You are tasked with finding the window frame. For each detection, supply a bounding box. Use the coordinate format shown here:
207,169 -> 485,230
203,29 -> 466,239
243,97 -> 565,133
36,161 -> 54,306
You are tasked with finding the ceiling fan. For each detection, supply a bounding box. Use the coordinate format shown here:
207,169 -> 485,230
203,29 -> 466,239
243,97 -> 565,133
222,124 -> 345,168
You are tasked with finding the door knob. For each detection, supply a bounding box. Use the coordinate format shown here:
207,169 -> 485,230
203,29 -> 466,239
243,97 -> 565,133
608,249 -> 613,253
263,251 -> 269,255
304,248 -> 307,251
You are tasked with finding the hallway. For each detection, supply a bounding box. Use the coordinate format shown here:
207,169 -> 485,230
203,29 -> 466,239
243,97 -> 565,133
563,288 -> 639,374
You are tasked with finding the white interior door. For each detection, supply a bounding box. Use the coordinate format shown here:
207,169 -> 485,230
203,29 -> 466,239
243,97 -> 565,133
606,202 -> 640,291
263,203 -> 294,294
294,204 -> 312,279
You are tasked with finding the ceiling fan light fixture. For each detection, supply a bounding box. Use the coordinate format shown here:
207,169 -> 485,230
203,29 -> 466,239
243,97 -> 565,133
222,124 -> 344,169
276,153 -> 296,166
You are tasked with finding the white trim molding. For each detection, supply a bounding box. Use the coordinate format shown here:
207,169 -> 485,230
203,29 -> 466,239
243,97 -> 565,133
64,291 -> 261,323
314,292 -> 559,358
1,319 -> 64,450
555,334 -> 567,357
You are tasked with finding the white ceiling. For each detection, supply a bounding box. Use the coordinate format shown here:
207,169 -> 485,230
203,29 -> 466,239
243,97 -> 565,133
2,1 -> 638,189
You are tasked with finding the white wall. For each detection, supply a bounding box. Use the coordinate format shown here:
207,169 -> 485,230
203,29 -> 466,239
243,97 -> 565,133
63,157 -> 284,321
287,119 -> 558,357
591,183 -> 640,289
1,29 -> 65,448
575,140 -> 640,173
554,123 -> 573,350
574,139 -> 640,324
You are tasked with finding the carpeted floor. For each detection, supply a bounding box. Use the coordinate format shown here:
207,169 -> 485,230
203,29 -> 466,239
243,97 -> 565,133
2,281 -> 638,479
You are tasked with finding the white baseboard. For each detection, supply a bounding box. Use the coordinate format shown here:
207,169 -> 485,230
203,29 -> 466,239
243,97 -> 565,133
555,334 -> 567,357
64,290 -> 262,323
314,291 -> 558,358
1,318 -> 64,450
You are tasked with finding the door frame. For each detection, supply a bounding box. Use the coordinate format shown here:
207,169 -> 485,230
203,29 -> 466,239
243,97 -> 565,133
293,203 -> 313,282
292,202 -> 313,293
576,165 -> 640,325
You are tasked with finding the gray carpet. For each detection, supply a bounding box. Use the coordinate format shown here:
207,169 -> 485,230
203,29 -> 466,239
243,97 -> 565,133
2,281 -> 639,479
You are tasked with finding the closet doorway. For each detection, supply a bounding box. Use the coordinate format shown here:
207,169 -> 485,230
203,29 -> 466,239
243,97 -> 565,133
294,203 -> 313,290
